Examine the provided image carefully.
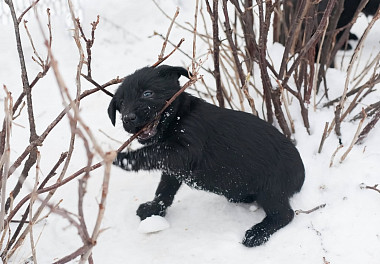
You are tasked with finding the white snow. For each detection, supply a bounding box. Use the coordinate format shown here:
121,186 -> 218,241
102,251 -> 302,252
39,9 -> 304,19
138,216 -> 170,234
0,0 -> 379,263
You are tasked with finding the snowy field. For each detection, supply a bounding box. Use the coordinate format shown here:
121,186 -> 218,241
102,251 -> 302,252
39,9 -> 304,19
0,0 -> 380,263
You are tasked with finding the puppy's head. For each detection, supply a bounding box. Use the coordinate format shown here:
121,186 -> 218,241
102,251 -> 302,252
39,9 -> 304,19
108,65 -> 189,143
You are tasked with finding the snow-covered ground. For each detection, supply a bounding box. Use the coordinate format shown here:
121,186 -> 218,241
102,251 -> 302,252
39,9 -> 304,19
0,0 -> 380,263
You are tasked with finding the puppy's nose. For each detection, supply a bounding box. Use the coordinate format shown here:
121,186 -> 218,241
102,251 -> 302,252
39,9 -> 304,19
123,113 -> 137,123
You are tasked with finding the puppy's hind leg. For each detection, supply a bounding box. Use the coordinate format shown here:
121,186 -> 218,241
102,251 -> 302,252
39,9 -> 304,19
136,172 -> 182,220
242,196 -> 294,247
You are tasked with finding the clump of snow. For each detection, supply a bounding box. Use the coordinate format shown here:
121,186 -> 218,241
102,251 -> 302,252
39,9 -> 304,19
138,215 -> 170,234
249,204 -> 260,212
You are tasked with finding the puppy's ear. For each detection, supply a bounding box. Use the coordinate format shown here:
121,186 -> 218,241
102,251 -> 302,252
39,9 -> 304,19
156,65 -> 191,80
107,97 -> 119,126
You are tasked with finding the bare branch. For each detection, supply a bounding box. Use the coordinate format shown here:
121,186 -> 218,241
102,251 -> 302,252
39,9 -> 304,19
356,108 -> 380,145
329,144 -> 344,168
360,183 -> 380,194
206,0 -> 224,107
318,122 -> 329,154
295,204 -> 326,215
29,150 -> 41,264
158,7 -> 180,61
5,0 -> 38,141
0,86 -> 12,230
339,108 -> 367,163
329,8 -> 380,136
151,38 -> 185,68
2,152 -> 68,258
17,0 -> 40,24
53,245 -> 90,264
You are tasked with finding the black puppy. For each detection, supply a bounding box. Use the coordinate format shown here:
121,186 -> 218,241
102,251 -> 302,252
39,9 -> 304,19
108,65 -> 305,247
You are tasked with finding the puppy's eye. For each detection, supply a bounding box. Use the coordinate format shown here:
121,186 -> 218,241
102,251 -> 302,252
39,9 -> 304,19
142,90 -> 154,98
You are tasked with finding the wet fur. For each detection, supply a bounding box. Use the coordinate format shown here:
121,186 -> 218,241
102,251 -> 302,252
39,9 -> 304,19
108,65 -> 305,247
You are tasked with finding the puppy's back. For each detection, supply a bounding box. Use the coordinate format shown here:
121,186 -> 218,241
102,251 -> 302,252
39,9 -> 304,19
181,96 -> 305,197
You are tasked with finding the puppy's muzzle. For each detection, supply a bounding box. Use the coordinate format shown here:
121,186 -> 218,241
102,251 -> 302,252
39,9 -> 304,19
123,113 -> 137,124
122,112 -> 138,133
122,112 -> 159,141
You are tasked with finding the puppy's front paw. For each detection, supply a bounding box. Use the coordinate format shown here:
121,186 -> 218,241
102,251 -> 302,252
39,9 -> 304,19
136,200 -> 166,221
242,227 -> 270,247
113,152 -> 135,171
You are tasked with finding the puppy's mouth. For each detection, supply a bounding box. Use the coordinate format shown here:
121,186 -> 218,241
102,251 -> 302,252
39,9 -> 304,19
138,118 -> 160,141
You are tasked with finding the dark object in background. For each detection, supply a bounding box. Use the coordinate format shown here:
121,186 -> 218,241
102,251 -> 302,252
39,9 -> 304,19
278,0 -> 379,69
108,65 -> 305,247
362,0 -> 380,16
329,0 -> 380,50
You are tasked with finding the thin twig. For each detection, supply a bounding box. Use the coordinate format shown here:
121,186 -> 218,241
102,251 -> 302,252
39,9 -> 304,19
356,109 -> 380,145
295,204 -> 326,215
23,19 -> 44,67
98,129 -> 124,145
7,78 -> 121,181
151,38 -> 185,68
206,0 -> 224,107
329,144 -> 344,167
29,150 -> 41,264
242,73 -> 258,115
282,0 -> 337,88
329,8 -> 380,136
0,86 -> 12,230
4,0 -> 40,217
79,152 -> 115,264
158,7 -> 180,61
17,0 -> 40,24
318,122 -> 329,154
323,75 -> 380,108
360,184 -> 380,194
192,0 -> 200,73
6,0 -> 38,141
2,152 -> 68,258
340,108 -> 367,163
53,245 -> 90,264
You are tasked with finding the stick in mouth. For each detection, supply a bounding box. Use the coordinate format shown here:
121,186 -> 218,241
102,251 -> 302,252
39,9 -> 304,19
137,118 -> 160,141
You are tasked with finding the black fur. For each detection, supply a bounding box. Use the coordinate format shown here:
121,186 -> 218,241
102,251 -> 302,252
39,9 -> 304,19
108,65 -> 305,247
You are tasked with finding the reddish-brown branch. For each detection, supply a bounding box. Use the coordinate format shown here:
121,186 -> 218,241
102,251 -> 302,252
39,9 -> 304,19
318,122 -> 330,154
6,0 -> 38,141
356,109 -> 380,145
151,38 -> 185,68
157,7 -> 179,62
339,108 -> 367,163
81,74 -> 115,97
2,152 -> 68,258
206,0 -> 224,107
323,75 -> 380,108
17,0 -> 40,24
282,0 -> 337,88
52,245 -> 90,264
13,8 -> 52,114
221,0 -> 246,87
13,65 -> 50,112
360,184 -> 380,194
278,0 -> 309,79
295,203 -> 326,215
76,15 -> 100,78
